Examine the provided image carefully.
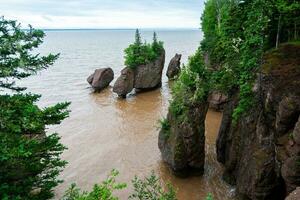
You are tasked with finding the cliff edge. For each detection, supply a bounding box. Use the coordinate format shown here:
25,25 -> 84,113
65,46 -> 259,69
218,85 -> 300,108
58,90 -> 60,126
216,43 -> 300,199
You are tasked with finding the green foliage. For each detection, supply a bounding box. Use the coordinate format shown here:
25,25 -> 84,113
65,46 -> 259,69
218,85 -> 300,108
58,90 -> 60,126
272,0 -> 300,46
63,170 -> 177,200
129,171 -> 177,200
134,29 -> 142,46
199,0 -> 293,121
205,193 -> 213,200
169,0 -> 299,124
159,118 -> 170,139
0,17 -> 70,199
0,17 -> 59,91
288,132 -> 293,140
169,48 -> 210,121
0,94 -> 70,135
62,170 -> 127,200
200,0 -> 227,66
124,29 -> 164,69
0,95 -> 70,200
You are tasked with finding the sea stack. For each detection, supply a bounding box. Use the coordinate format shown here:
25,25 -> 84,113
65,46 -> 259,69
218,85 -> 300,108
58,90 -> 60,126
158,102 -> 208,177
113,50 -> 165,97
134,49 -> 165,90
166,53 -> 181,79
113,29 -> 166,98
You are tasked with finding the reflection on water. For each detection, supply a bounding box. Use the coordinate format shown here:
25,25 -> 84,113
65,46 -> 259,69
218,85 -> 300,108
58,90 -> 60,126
15,30 -> 234,199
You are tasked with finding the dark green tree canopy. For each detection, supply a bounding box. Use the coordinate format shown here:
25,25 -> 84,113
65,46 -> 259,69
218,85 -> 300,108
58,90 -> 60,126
168,0 -> 299,124
124,29 -> 164,69
199,0 -> 300,121
0,17 -> 70,200
0,17 -> 59,91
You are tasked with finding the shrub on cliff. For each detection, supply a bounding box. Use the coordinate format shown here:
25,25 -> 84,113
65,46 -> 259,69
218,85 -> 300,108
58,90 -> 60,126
124,29 -> 164,69
0,17 -> 70,199
169,47 -> 210,121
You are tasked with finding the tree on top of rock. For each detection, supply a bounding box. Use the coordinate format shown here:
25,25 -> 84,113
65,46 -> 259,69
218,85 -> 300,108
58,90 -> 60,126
134,29 -> 142,46
124,29 -> 164,69
152,32 -> 164,56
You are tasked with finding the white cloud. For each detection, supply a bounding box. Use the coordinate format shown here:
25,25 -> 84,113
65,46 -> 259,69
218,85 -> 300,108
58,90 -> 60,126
0,0 -> 204,29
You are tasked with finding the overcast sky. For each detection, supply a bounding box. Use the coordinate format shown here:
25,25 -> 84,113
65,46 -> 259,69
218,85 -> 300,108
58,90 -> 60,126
1,0 -> 204,29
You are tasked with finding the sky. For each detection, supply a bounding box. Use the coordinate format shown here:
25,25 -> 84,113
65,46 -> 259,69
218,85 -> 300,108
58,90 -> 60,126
0,0 -> 205,29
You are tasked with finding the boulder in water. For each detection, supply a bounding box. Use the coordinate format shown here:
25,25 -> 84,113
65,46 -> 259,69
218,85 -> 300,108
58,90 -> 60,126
87,68 -> 114,91
113,67 -> 134,98
166,54 -> 181,79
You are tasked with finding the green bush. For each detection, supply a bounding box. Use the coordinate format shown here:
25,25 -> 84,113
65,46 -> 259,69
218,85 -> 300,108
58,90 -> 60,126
62,170 -> 126,200
169,48 -> 210,121
124,29 -> 164,69
129,171 -> 176,200
62,170 -> 177,200
159,118 -> 171,139
205,193 -> 213,200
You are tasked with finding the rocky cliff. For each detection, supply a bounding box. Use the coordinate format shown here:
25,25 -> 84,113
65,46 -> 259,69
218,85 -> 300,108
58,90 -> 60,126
216,43 -> 300,199
158,101 -> 208,177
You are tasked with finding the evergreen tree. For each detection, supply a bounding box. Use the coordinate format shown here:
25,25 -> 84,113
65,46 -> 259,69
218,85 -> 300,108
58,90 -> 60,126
0,17 -> 70,199
124,30 -> 164,69
134,29 -> 142,46
153,32 -> 158,45
151,32 -> 163,55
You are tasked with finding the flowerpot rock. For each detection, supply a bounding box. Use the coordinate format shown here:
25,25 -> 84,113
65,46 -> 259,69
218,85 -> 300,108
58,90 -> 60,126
134,50 -> 165,90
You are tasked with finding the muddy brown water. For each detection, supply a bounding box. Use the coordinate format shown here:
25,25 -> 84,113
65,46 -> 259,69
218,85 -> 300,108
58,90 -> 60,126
49,87 -> 234,200
16,30 -> 234,199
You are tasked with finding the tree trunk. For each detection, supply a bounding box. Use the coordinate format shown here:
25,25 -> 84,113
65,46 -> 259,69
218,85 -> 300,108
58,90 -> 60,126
294,0 -> 297,40
295,21 -> 297,40
276,14 -> 281,49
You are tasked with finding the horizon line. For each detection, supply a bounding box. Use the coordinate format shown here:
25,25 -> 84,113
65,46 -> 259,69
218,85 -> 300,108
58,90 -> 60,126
35,27 -> 200,31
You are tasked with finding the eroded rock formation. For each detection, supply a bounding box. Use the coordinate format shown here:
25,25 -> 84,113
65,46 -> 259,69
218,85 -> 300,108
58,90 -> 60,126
113,68 -> 134,98
158,102 -> 208,177
113,50 -> 165,97
166,54 -> 181,79
134,50 -> 165,90
208,91 -> 228,111
216,44 -> 300,199
87,68 -> 114,91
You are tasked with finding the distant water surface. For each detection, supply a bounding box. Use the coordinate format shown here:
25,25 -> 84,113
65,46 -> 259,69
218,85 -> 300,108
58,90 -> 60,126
17,30 -> 234,200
